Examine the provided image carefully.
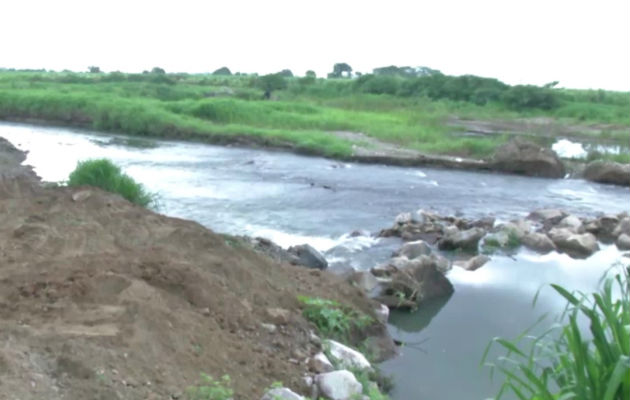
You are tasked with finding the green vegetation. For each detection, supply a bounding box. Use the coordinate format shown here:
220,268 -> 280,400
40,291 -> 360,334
482,229 -> 522,255
0,68 -> 627,160
67,158 -> 157,208
297,296 -> 373,341
186,373 -> 233,400
483,268 -> 630,400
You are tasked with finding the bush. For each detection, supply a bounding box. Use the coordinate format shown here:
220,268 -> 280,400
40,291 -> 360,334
297,296 -> 373,341
483,268 -> 630,400
502,85 -> 558,110
67,159 -> 156,208
186,374 -> 233,400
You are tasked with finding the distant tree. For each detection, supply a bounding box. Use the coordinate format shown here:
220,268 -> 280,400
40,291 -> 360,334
329,63 -> 353,78
213,67 -> 232,76
373,65 -> 441,78
278,69 -> 293,78
543,81 -> 559,89
151,67 -> 166,74
256,73 -> 288,99
305,70 -> 316,78
88,66 -> 101,73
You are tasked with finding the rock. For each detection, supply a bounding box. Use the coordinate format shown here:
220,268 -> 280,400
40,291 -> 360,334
431,253 -> 452,274
308,352 -> 334,374
374,304 -> 389,324
265,308 -> 291,325
71,190 -> 92,202
370,257 -> 408,277
583,161 -> 630,186
550,230 -> 599,258
393,240 -> 432,259
261,387 -> 305,400
374,256 -> 454,309
287,244 -> 328,270
616,234 -> 630,250
260,323 -> 277,333
454,255 -> 490,271
469,216 -> 496,230
438,227 -> 485,252
528,209 -> 567,225
613,217 -> 630,238
326,340 -> 371,371
521,232 -> 556,253
492,138 -> 566,178
347,271 -> 379,293
394,212 -> 414,225
558,215 -> 583,233
315,370 -> 363,400
596,215 -> 620,242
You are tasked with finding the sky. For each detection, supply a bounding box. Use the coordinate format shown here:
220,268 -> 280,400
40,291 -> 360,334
1,0 -> 628,91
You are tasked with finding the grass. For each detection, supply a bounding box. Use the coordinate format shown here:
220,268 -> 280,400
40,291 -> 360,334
0,70 -> 627,161
297,296 -> 373,342
186,373 -> 233,400
67,158 -> 157,208
482,267 -> 630,400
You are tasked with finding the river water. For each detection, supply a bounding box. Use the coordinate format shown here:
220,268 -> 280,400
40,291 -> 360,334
2,122 -> 628,400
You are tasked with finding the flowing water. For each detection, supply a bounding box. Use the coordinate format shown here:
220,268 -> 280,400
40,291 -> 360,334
2,122 -> 628,400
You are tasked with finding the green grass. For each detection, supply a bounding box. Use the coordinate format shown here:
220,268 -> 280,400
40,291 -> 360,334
297,296 -> 373,342
186,373 -> 233,400
0,70 -> 627,161
67,158 -> 157,208
483,268 -> 630,400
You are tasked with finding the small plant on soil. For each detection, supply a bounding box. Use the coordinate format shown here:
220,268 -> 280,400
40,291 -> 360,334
482,266 -> 630,400
186,373 -> 233,400
67,158 -> 158,208
297,296 -> 373,341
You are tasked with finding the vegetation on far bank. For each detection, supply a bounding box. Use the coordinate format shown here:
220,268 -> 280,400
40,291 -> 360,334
0,67 -> 628,160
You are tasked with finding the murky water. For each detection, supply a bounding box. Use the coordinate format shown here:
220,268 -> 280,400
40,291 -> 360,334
2,122 -> 628,400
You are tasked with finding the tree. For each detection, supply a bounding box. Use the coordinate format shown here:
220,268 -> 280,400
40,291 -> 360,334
88,66 -> 101,73
151,67 -> 166,75
256,73 -> 287,99
305,70 -> 316,78
329,63 -> 352,78
278,69 -> 293,78
213,67 -> 232,76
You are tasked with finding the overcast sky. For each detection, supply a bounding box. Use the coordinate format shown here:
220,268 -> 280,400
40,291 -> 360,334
2,0 -> 628,90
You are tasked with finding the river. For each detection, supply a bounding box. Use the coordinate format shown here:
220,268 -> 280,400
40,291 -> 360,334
1,122 -> 628,400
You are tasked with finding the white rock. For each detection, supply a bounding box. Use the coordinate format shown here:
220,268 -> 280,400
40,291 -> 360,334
393,240 -> 432,259
326,340 -> 371,371
260,387 -> 305,400
558,215 -> 583,233
374,303 -> 389,324
315,370 -> 363,400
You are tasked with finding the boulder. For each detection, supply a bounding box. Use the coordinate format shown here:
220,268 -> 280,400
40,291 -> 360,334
394,212 -> 414,225
501,219 -> 532,239
596,215 -> 620,242
613,217 -> 630,238
393,240 -> 432,259
616,234 -> 630,251
287,244 -> 328,270
347,271 -> 379,293
492,138 -> 566,178
583,161 -> 630,186
374,304 -> 389,324
438,227 -> 486,252
558,215 -> 584,233
550,230 -> 599,258
326,340 -> 371,371
315,370 -> 363,400
308,352 -> 334,374
469,216 -> 496,230
454,255 -> 490,271
528,209 -> 567,225
261,387 -> 306,400
521,232 -> 556,253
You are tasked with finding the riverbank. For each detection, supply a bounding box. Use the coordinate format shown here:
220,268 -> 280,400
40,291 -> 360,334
0,137 -> 394,400
1,70 -> 628,183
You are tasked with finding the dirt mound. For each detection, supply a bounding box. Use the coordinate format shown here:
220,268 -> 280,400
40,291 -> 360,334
0,138 -> 389,400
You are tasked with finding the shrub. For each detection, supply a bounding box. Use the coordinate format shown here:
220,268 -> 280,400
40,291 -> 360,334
186,374 -> 233,400
483,267 -> 630,400
67,158 -> 156,208
297,296 -> 373,341
502,85 -> 558,110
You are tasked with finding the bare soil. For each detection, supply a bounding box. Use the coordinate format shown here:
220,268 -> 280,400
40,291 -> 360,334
0,138 -> 389,400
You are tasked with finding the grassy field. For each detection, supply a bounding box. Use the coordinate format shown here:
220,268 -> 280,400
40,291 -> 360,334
0,69 -> 628,161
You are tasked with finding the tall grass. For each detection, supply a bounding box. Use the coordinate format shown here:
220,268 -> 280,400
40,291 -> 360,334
483,268 -> 630,400
67,159 -> 157,208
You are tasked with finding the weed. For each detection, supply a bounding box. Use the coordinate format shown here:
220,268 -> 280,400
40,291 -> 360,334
186,373 -> 233,400
482,267 -> 630,400
67,158 -> 158,208
297,296 -> 373,341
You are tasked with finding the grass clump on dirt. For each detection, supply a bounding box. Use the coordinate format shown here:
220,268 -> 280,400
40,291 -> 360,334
67,158 -> 157,208
297,296 -> 373,342
483,268 -> 630,400
186,373 -> 233,400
